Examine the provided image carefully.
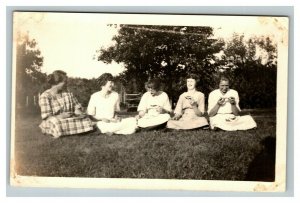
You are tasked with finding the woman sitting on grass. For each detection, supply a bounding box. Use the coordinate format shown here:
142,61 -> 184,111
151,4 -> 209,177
208,76 -> 257,131
87,73 -> 137,135
38,70 -> 95,138
167,74 -> 209,130
136,79 -> 171,130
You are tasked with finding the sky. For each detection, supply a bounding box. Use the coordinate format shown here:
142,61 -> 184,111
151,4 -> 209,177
13,12 -> 287,79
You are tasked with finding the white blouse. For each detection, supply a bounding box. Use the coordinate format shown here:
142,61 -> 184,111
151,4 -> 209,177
208,89 -> 241,114
87,91 -> 120,120
137,91 -> 171,113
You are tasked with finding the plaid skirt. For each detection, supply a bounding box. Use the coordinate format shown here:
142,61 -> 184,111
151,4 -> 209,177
39,116 -> 95,138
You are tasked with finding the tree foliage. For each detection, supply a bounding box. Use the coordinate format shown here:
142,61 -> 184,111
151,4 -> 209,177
97,27 -> 278,109
97,25 -> 224,103
67,77 -> 125,107
16,32 -> 46,107
215,34 -> 277,108
221,33 -> 277,67
67,78 -> 99,107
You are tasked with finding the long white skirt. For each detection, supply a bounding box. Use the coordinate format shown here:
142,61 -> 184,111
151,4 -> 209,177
96,117 -> 137,135
137,113 -> 171,128
167,117 -> 209,130
209,114 -> 257,131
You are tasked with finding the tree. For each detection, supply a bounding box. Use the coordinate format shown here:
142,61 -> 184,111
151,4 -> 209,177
15,32 -> 46,108
252,36 -> 277,67
215,33 -> 277,108
219,33 -> 277,69
97,25 -> 224,103
224,33 -> 247,63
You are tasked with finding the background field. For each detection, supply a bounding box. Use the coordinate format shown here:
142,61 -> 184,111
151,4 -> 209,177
13,109 -> 276,181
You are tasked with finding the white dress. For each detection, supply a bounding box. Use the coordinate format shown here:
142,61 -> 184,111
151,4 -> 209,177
208,89 -> 257,131
167,91 -> 209,130
137,91 -> 171,128
87,91 -> 137,134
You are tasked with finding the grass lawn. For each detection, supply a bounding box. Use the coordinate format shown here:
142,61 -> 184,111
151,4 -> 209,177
13,109 -> 276,181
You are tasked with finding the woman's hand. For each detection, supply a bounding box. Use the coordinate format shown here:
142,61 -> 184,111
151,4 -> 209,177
136,111 -> 146,119
228,97 -> 236,105
101,118 -> 111,123
189,98 -> 198,107
74,108 -> 84,115
172,114 -> 181,120
111,116 -> 121,123
57,112 -> 74,119
217,98 -> 226,106
155,106 -> 164,114
186,96 -> 198,107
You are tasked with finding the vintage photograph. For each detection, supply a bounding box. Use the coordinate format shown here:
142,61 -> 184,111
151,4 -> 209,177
10,12 -> 288,191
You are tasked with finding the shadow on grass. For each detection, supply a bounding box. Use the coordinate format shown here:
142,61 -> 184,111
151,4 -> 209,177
245,136 -> 276,182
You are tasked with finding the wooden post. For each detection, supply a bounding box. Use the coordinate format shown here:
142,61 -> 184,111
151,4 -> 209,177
120,87 -> 124,103
26,96 -> 29,107
123,91 -> 126,104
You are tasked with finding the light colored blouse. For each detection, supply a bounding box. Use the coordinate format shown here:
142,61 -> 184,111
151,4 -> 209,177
208,89 -> 241,114
174,91 -> 205,116
137,91 -> 171,113
87,91 -> 120,120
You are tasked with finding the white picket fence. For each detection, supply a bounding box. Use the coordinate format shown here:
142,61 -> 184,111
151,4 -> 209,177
24,93 -> 40,107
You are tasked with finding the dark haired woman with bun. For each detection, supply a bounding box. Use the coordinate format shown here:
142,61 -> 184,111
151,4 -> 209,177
38,70 -> 94,138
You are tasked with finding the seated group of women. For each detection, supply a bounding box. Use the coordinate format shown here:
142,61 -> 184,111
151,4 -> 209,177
38,70 -> 257,138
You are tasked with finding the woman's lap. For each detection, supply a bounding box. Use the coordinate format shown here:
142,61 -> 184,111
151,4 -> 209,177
39,116 -> 94,138
96,117 -> 137,134
167,117 -> 208,130
137,113 -> 170,128
210,114 -> 257,131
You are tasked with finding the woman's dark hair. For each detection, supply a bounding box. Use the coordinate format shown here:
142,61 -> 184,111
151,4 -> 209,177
146,79 -> 161,91
47,70 -> 67,86
186,73 -> 199,82
219,76 -> 230,84
97,73 -> 114,89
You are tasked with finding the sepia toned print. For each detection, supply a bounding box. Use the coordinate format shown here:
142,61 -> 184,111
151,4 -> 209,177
10,12 -> 288,192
